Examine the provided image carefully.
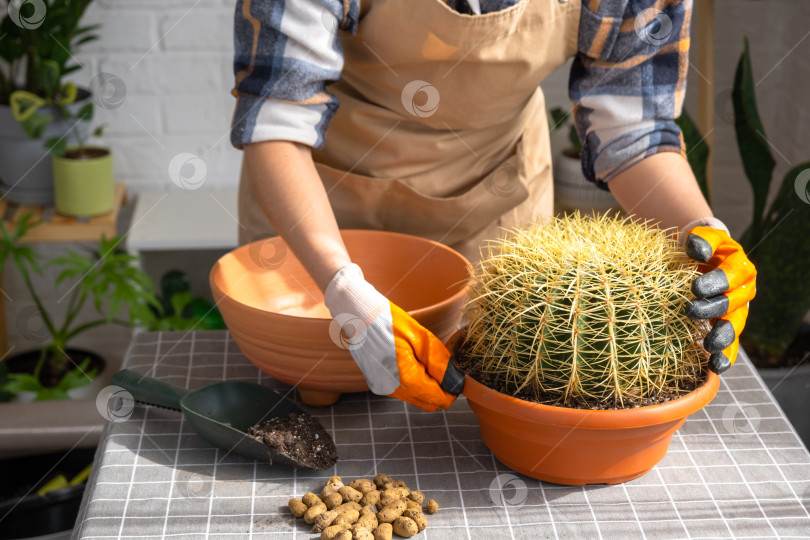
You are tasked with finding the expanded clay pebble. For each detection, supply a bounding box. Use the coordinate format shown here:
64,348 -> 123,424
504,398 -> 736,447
349,478 -> 377,493
407,490 -> 425,505
339,486 -> 363,503
374,523 -> 393,540
392,516 -> 419,538
360,490 -> 380,507
291,476 -> 438,538
321,523 -> 349,540
424,499 -> 439,514
402,510 -> 427,532
304,502 -> 328,524
288,498 -> 307,518
351,524 -> 374,540
372,474 -> 391,489
356,512 -> 378,531
324,492 -> 344,509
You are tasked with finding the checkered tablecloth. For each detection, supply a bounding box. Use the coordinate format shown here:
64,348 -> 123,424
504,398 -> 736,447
72,331 -> 810,539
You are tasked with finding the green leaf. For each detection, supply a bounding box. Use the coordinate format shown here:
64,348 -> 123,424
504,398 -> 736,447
36,59 -> 61,98
57,82 -> 78,106
93,125 -> 105,138
743,162 -> 810,355
548,107 -> 568,132
675,110 -> 711,205
55,358 -> 97,393
732,36 -> 776,251
19,112 -> 53,139
3,373 -> 45,394
77,102 -> 94,123
45,136 -> 68,157
9,90 -> 46,122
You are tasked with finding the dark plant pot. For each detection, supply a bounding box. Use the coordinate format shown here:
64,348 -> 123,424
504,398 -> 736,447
0,447 -> 95,540
758,364 -> 810,450
0,91 -> 91,206
450,330 -> 720,485
4,348 -> 106,402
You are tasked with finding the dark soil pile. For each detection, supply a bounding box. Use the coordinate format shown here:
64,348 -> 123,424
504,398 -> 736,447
455,340 -> 707,410
247,412 -> 337,469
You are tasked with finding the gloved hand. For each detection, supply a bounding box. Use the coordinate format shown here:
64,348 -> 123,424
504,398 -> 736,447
324,263 -> 463,411
680,217 -> 757,374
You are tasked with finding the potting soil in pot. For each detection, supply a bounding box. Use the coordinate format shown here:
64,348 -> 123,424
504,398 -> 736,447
247,412 -> 337,469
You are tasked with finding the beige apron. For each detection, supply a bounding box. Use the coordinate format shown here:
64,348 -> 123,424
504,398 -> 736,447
239,0 -> 581,263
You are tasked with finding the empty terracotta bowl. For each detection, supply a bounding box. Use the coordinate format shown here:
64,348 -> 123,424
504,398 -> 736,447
210,230 -> 471,406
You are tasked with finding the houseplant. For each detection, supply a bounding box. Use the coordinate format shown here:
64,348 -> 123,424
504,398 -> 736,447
728,38 -> 810,445
46,102 -> 114,217
0,0 -> 98,204
548,107 -> 620,214
0,214 -> 159,401
453,213 -> 718,485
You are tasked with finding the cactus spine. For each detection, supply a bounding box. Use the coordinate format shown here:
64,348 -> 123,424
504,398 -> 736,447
463,213 -> 709,407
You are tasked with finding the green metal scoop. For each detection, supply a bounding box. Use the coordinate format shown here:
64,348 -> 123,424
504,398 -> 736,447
111,369 -> 318,468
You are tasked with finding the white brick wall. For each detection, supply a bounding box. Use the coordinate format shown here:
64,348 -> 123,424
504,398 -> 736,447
69,0 -> 807,224
73,0 -> 241,193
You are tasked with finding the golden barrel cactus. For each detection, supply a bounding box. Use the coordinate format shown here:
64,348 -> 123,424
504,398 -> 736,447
463,213 -> 709,407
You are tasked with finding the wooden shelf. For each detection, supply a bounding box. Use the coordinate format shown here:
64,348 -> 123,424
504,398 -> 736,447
1,183 -> 126,243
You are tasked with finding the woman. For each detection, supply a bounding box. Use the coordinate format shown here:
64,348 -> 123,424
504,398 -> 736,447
230,0 -> 755,410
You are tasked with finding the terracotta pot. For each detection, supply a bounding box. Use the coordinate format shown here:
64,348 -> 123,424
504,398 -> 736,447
210,230 -> 471,407
451,331 -> 719,485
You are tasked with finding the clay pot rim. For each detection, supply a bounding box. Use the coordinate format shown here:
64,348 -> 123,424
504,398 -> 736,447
210,229 -> 473,322
453,330 -> 720,429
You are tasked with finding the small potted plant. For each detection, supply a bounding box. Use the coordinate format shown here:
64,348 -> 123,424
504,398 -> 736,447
48,102 -> 114,217
0,214 -> 159,401
0,0 -> 98,205
452,213 -> 719,485
548,107 -> 620,214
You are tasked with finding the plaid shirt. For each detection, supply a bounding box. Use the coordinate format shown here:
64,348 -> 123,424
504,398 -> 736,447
231,0 -> 690,186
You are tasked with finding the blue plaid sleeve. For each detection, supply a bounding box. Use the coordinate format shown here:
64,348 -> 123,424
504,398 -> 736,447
230,0 -> 359,149
570,0 -> 691,188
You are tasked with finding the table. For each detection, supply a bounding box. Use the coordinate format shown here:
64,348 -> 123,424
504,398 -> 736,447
125,189 -> 238,257
72,331 -> 810,539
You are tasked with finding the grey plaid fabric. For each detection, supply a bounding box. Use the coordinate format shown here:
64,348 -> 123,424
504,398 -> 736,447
72,331 -> 810,539
231,0 -> 691,186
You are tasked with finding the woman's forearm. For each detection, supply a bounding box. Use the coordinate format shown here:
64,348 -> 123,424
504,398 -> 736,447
243,140 -> 350,292
607,152 -> 713,232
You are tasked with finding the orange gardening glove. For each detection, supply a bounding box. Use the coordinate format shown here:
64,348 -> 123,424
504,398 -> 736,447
680,218 -> 757,374
324,263 -> 462,411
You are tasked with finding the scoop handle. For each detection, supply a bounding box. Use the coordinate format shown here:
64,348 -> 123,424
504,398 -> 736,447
111,369 -> 190,411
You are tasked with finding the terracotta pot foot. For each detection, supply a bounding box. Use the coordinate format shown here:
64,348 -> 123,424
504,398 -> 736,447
298,389 -> 341,407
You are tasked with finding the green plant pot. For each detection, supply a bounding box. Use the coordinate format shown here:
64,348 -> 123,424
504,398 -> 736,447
52,147 -> 113,217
